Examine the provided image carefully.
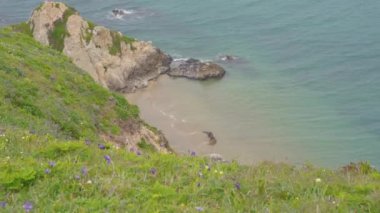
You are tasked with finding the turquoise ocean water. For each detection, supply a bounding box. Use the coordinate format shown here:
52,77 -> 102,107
1,0 -> 379,167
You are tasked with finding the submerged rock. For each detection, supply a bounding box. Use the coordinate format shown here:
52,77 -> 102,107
168,58 -> 225,80
219,55 -> 238,62
216,54 -> 245,64
112,9 -> 129,17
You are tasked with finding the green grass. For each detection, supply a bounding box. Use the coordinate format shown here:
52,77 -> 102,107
137,138 -> 156,153
109,31 -> 136,55
48,6 -> 77,51
0,130 -> 379,212
0,18 -> 380,213
0,27 -> 138,142
10,22 -> 33,37
83,21 -> 96,45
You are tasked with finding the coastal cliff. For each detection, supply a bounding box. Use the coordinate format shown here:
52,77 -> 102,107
29,2 -> 225,93
4,23 -> 171,155
0,3 -> 379,212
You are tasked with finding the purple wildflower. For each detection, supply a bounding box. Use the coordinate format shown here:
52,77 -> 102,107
150,168 -> 157,175
23,201 -> 33,212
136,151 -> 141,156
45,169 -> 51,174
48,161 -> 56,167
98,144 -> 106,150
191,151 -> 196,156
160,143 -> 165,147
129,147 -> 135,152
104,155 -> 111,164
81,167 -> 88,176
195,206 -> 204,212
235,182 -> 241,190
0,201 -> 6,208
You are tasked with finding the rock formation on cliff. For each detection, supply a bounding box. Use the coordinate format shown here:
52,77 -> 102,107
29,2 -> 172,93
29,2 -> 225,93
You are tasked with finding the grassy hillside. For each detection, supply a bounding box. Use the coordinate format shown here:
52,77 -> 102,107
0,28 -> 380,212
0,26 -> 138,141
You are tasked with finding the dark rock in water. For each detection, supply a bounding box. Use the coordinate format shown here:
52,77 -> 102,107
216,55 -> 244,64
112,9 -> 127,17
168,58 -> 225,80
203,131 -> 217,145
220,55 -> 237,62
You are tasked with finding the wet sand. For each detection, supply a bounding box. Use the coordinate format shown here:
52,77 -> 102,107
126,75 -> 301,165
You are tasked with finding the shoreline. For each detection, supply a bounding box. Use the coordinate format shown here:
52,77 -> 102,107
126,75 -> 298,165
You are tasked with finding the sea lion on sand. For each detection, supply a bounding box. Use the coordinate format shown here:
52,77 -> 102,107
203,131 -> 217,145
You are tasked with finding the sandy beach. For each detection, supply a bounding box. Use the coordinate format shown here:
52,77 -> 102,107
126,75 -> 299,164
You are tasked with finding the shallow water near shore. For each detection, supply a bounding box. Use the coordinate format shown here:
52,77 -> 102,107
1,0 -> 380,167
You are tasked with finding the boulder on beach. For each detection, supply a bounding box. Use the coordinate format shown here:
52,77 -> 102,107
168,58 -> 225,80
208,153 -> 225,162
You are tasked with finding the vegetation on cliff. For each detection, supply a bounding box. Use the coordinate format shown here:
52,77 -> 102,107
48,6 -> 77,51
109,31 -> 136,55
0,27 -> 138,142
0,23 -> 380,212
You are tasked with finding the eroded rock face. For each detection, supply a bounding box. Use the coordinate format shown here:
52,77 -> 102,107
101,119 -> 173,154
29,3 -> 69,46
168,58 -> 225,80
29,2 -> 171,92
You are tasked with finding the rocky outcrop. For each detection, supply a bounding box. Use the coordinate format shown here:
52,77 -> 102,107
29,2 -> 171,93
101,118 -> 173,154
168,58 -> 225,80
29,2 -> 225,93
